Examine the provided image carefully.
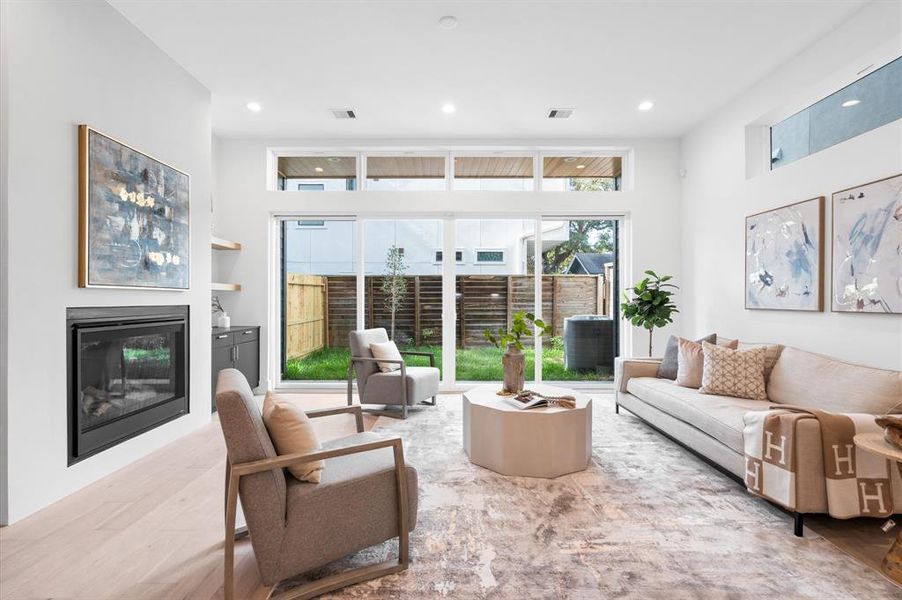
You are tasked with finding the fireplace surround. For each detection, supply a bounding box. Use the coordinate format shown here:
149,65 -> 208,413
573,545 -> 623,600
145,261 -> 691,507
67,306 -> 189,465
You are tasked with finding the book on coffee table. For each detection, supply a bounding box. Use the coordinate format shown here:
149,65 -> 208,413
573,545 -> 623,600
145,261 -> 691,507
502,390 -> 576,410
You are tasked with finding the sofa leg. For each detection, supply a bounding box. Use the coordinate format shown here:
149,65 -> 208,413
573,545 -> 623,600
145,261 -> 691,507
615,402 -> 619,415
793,513 -> 804,537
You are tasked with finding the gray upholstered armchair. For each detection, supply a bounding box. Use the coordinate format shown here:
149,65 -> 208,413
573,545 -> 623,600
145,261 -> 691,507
215,369 -> 418,600
348,328 -> 439,419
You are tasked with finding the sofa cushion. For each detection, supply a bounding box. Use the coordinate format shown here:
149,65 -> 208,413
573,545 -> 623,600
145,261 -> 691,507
370,340 -> 403,372
281,432 -> 418,580
676,337 -> 739,388
700,342 -> 768,401
658,333 -> 715,379
363,366 -> 440,405
626,376 -> 775,452
262,392 -> 324,483
768,347 -> 901,414
738,342 -> 784,381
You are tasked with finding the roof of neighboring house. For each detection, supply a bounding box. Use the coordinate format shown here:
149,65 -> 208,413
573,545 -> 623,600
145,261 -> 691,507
568,253 -> 614,274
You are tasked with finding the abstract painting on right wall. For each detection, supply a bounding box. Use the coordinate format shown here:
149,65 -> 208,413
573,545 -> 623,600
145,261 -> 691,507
832,173 -> 902,313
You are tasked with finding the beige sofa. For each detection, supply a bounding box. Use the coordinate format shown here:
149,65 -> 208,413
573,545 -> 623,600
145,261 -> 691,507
614,345 -> 901,535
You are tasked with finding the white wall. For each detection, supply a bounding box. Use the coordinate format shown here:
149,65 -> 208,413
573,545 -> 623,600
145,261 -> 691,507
2,0 -> 212,524
284,218 -> 551,276
213,138 -> 682,388
680,1 -> 902,371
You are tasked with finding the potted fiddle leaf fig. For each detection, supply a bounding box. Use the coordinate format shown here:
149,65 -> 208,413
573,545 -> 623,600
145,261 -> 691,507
620,270 -> 678,357
484,311 -> 551,394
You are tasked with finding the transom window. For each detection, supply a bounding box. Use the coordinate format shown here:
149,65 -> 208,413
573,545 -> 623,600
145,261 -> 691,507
770,56 -> 901,169
271,149 -> 627,191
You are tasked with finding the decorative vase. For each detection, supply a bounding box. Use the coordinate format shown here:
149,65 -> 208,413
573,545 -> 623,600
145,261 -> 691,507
217,312 -> 231,329
502,343 -> 525,395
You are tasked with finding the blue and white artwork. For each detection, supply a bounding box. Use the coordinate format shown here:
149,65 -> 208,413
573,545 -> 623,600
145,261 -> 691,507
832,174 -> 902,313
80,127 -> 190,289
745,197 -> 823,311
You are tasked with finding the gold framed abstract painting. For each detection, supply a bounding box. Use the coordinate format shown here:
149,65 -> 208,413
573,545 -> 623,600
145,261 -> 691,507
745,197 -> 824,311
78,125 -> 190,290
831,173 -> 902,313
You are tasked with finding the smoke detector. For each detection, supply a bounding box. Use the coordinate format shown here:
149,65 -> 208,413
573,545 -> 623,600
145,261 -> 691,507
330,109 -> 356,119
547,108 -> 574,119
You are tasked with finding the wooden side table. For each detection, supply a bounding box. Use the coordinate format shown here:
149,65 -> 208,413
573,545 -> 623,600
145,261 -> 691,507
853,432 -> 902,584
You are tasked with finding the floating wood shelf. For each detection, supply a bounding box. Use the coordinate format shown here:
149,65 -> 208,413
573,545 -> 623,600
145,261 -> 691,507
212,236 -> 241,251
212,282 -> 242,292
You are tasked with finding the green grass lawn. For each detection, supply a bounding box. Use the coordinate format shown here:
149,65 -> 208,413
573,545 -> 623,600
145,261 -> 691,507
284,344 -> 612,382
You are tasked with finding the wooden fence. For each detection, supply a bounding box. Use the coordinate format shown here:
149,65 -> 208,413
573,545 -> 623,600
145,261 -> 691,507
285,273 -> 611,359
285,274 -> 327,360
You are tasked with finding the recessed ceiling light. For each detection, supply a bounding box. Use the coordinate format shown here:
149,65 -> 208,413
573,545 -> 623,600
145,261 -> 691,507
638,100 -> 654,111
563,157 -> 578,163
326,157 -> 342,163
576,164 -> 586,169
438,15 -> 458,30
246,101 -> 262,112
841,99 -> 861,107
314,167 -> 324,173
442,103 -> 456,114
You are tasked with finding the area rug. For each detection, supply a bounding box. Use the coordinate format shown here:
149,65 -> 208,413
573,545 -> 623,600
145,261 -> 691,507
285,394 -> 900,599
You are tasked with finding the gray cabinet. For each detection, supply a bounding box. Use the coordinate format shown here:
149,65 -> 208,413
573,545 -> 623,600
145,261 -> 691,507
212,326 -> 260,410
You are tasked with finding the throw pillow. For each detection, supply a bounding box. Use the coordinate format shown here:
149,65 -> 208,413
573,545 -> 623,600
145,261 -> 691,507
716,336 -> 739,349
261,392 -> 324,483
370,340 -> 403,373
699,342 -> 767,401
675,338 -> 706,388
658,333 -> 716,379
737,342 -> 784,381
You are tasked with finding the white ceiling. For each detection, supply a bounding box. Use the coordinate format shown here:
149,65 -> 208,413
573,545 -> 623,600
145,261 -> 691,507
110,0 -> 867,140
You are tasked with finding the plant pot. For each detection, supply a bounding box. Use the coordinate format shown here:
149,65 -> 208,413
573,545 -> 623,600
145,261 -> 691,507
502,343 -> 525,394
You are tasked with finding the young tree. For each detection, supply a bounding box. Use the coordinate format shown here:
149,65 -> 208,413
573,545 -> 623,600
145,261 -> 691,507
381,245 -> 408,340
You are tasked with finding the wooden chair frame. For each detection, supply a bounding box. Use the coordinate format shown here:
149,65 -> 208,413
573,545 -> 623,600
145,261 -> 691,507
346,352 -> 437,419
223,405 -> 410,600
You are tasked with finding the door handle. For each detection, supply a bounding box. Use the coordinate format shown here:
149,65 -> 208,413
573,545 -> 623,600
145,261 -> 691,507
216,334 -> 228,339
235,345 -> 240,361
242,330 -> 253,335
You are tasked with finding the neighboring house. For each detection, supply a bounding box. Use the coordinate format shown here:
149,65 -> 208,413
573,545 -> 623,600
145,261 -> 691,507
284,219 -> 569,276
567,252 -> 614,275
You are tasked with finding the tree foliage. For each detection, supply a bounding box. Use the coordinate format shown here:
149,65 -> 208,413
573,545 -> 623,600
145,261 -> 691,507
541,219 -> 614,274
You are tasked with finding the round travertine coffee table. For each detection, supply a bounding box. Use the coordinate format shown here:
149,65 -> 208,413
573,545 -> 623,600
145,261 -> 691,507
462,384 -> 592,478
853,432 -> 902,585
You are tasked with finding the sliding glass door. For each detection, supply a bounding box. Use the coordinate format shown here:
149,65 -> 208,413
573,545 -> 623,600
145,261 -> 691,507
454,219 -> 536,383
538,218 -> 619,383
363,220 -> 444,375
280,218 -> 357,381
278,215 -> 620,386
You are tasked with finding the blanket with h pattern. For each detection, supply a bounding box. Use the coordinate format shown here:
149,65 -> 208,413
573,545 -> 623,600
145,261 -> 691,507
743,406 -> 902,518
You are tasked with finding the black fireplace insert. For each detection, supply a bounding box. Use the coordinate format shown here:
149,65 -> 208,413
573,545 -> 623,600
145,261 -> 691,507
67,306 -> 189,465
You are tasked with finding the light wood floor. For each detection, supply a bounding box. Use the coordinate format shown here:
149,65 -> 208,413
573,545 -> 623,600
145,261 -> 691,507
0,394 -> 375,600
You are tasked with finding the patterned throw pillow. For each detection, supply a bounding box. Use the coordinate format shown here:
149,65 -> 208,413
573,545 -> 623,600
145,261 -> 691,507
699,342 -> 768,401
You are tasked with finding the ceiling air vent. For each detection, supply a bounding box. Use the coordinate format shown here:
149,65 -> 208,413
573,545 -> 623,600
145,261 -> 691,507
548,108 -> 574,119
330,109 -> 356,119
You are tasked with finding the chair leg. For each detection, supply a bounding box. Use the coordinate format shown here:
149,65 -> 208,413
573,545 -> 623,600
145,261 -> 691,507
422,396 -> 436,406
402,403 -> 408,419
615,402 -> 619,414
793,513 -> 804,537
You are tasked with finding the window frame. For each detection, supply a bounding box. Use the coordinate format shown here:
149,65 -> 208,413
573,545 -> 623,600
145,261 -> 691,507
474,248 -> 506,264
268,147 -> 632,192
768,55 -> 902,171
